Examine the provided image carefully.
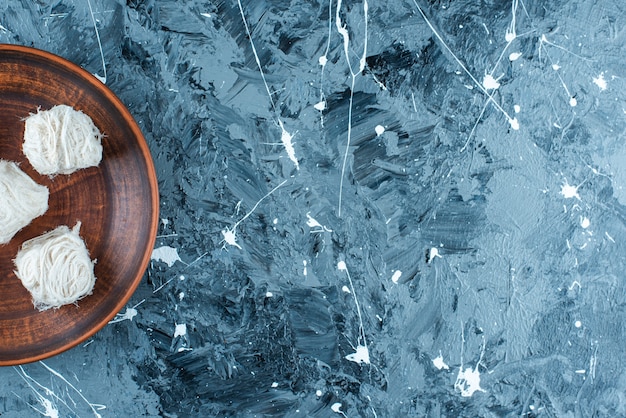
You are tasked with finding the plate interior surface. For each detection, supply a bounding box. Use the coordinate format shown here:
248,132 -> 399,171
0,45 -> 158,365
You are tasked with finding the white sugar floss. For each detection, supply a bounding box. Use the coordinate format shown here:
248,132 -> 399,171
0,160 -> 49,244
14,222 -> 96,311
23,104 -> 103,175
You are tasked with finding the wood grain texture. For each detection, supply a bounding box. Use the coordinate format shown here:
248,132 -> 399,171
0,44 -> 158,365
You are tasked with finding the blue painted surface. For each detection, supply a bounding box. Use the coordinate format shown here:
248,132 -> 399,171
1,0 -> 625,416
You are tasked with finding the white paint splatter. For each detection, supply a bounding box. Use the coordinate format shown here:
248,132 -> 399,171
505,0 -> 519,42
338,261 -> 370,367
109,307 -> 138,324
236,0 -> 275,109
336,0 -> 369,218
375,125 -> 385,136
316,389 -> 323,397
237,1 -> 300,170
40,398 -> 59,418
372,74 -> 388,90
391,270 -> 402,283
278,119 -> 299,170
271,382 -> 279,388
429,247 -> 442,262
345,344 -> 370,365
593,72 -> 607,91
509,52 -> 522,61
331,402 -> 346,416
306,213 -> 323,228
411,0 -> 518,131
505,31 -> 515,42
316,0 -> 333,128
589,345 -> 598,379
513,104 -> 521,113
575,320 -> 582,328
109,300 -> 144,324
151,246 -> 182,267
482,74 -> 501,90
221,180 -> 288,249
454,366 -> 484,397
342,285 -> 351,293
580,217 -> 590,229
306,213 -> 333,232
560,182 -> 581,200
87,0 -> 107,84
16,367 -> 62,418
567,280 -> 583,290
221,229 -> 242,249
266,291 -> 273,298
306,213 -> 333,234
540,34 -> 586,108
174,323 -> 187,338
32,362 -> 106,418
432,353 -> 450,370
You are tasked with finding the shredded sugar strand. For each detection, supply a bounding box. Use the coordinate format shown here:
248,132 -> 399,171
0,160 -> 49,244
14,222 -> 96,311
23,104 -> 103,175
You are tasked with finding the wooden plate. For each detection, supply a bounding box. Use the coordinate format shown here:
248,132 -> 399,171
0,45 -> 159,365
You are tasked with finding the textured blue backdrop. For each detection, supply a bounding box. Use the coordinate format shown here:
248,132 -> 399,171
0,0 -> 625,416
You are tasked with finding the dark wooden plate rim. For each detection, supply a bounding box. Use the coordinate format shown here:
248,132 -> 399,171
0,44 -> 159,365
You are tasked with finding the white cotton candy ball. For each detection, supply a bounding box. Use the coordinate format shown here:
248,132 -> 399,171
14,222 -> 96,311
0,160 -> 49,244
23,104 -> 103,175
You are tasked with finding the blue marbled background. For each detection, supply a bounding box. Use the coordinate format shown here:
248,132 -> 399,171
1,0 -> 625,416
